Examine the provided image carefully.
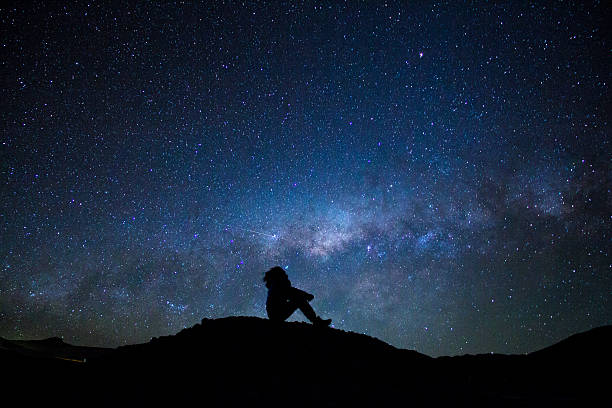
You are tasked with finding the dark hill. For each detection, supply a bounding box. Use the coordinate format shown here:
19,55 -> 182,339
530,325 -> 612,359
3,317 -> 610,407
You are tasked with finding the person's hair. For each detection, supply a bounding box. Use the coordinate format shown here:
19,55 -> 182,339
263,266 -> 290,289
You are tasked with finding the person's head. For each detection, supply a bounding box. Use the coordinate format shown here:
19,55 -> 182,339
263,266 -> 290,289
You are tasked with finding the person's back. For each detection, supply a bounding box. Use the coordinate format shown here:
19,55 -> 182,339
265,278 -> 291,321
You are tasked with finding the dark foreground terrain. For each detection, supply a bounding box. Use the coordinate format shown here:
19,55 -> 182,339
2,317 -> 610,406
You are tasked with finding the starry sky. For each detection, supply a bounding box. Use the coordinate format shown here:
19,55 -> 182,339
1,1 -> 610,357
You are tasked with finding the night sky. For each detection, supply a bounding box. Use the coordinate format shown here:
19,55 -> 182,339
1,1 -> 610,357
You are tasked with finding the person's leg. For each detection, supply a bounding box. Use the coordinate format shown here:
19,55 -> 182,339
301,301 -> 331,326
271,290 -> 332,325
274,301 -> 299,321
290,287 -> 314,302
296,299 -> 318,322
287,294 -> 330,325
286,289 -> 317,321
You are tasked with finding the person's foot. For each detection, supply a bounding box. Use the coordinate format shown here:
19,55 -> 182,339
313,317 -> 332,326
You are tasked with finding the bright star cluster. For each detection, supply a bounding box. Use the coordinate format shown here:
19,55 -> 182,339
0,2 -> 609,356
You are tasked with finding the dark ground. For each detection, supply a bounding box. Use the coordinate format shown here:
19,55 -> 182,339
2,317 -> 609,407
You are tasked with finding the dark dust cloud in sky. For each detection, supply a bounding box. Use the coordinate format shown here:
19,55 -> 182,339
1,2 -> 609,357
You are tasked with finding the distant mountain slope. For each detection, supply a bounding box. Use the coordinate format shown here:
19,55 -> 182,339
2,318 -> 610,407
529,325 -> 612,359
0,335 -> 111,362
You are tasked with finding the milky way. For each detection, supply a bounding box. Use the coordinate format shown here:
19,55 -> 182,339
1,2 -> 610,356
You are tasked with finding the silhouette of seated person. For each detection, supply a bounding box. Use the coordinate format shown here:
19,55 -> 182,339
263,266 -> 331,326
